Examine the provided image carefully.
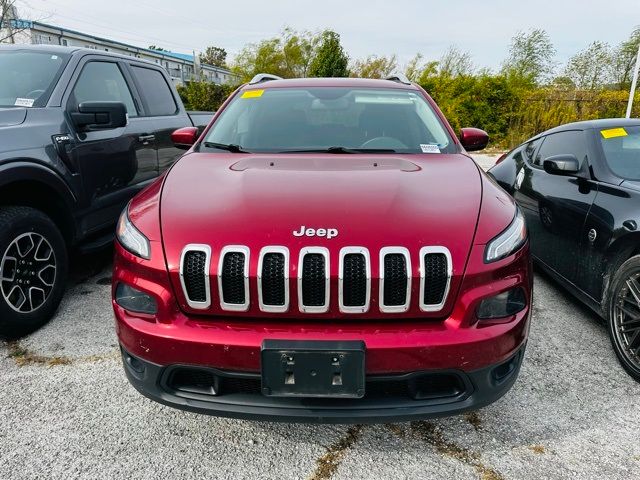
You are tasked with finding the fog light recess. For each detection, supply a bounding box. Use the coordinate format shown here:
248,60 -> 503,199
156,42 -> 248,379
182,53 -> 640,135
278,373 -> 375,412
476,287 -> 526,320
115,283 -> 157,314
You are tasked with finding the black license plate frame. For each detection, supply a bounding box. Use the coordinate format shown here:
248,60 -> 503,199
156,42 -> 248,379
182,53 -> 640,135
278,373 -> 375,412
261,340 -> 365,398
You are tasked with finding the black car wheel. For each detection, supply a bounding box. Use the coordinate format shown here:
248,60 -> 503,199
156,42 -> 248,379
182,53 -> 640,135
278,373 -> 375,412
608,255 -> 640,382
0,206 -> 68,339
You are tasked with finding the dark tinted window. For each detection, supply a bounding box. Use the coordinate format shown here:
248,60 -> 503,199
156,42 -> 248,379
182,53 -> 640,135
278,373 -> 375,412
524,138 -> 541,164
535,131 -> 587,167
0,50 -> 70,107
72,62 -> 137,116
598,125 -> 640,180
204,87 -> 455,154
131,66 -> 177,116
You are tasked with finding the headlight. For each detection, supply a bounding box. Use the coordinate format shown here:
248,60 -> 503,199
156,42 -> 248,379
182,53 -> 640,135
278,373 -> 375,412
484,207 -> 527,263
116,207 -> 150,259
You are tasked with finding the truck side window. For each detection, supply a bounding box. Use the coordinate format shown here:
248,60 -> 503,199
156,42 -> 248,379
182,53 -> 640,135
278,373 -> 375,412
71,61 -> 137,117
130,66 -> 178,116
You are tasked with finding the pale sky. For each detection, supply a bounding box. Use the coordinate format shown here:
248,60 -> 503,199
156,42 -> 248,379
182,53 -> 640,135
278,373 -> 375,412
17,0 -> 640,72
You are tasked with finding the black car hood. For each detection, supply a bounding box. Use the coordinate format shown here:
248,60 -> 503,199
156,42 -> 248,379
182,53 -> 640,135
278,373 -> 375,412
0,107 -> 27,128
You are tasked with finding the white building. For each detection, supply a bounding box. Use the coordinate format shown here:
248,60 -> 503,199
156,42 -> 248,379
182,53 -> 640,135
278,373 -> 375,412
1,19 -> 236,86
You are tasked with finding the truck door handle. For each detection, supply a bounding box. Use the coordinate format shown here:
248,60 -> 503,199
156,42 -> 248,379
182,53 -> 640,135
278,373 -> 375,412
138,134 -> 155,144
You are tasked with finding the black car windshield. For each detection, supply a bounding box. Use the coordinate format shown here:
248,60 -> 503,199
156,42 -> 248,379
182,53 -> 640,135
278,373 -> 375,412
0,50 -> 70,108
598,126 -> 640,180
203,87 -> 455,154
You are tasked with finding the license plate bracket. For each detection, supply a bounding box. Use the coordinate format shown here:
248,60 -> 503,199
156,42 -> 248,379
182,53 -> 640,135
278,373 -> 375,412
261,340 -> 365,398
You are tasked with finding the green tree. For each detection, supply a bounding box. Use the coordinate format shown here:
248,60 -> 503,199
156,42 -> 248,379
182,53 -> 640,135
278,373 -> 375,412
282,27 -> 317,77
350,54 -> 397,78
565,41 -> 612,89
231,28 -> 320,81
308,30 -> 349,78
438,46 -> 474,77
611,27 -> 640,89
502,29 -> 556,85
176,81 -> 237,111
199,46 -> 227,68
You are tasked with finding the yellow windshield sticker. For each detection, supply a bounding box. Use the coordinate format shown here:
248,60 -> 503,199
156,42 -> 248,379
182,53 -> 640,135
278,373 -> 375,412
241,89 -> 264,99
601,127 -> 628,139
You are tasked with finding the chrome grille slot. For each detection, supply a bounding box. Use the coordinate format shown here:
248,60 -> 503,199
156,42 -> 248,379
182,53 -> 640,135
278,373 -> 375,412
218,246 -> 250,311
420,247 -> 452,312
339,247 -> 370,313
298,247 -> 329,313
179,244 -> 211,309
258,247 -> 289,312
379,247 -> 411,313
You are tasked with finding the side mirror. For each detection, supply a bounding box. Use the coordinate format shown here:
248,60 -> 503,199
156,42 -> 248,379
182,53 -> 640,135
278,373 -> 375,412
71,101 -> 127,131
171,126 -> 199,150
543,154 -> 580,176
460,127 -> 489,151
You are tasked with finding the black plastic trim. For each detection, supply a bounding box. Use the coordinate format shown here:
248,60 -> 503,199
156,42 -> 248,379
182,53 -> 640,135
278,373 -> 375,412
120,344 -> 526,424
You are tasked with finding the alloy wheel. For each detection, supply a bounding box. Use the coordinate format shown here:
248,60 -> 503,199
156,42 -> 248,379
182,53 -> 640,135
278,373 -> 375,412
613,271 -> 640,371
0,232 -> 57,314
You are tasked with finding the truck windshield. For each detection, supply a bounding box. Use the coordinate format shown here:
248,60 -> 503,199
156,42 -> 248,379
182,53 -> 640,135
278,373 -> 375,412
598,126 -> 640,180
203,87 -> 455,154
0,51 -> 70,108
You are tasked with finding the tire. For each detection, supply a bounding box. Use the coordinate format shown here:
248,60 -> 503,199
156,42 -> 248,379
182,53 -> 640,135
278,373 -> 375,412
607,254 -> 640,382
0,206 -> 68,339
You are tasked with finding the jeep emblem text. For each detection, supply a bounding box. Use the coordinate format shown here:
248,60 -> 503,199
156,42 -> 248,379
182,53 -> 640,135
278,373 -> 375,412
293,225 -> 339,239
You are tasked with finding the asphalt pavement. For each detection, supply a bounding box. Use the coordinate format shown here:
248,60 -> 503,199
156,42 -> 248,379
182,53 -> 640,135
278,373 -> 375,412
1,154 -> 639,480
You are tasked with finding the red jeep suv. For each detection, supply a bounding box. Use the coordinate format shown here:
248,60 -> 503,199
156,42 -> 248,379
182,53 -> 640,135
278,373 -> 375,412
112,74 -> 532,423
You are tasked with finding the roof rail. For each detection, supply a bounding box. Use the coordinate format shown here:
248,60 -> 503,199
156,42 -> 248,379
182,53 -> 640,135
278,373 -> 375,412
249,73 -> 283,85
385,73 -> 412,85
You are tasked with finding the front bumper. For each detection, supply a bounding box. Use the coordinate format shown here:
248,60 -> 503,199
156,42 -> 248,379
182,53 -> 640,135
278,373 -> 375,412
120,344 -> 525,423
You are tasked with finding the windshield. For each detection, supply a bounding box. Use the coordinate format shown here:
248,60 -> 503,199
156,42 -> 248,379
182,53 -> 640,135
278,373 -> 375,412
598,126 -> 640,180
0,50 -> 70,108
203,87 -> 455,154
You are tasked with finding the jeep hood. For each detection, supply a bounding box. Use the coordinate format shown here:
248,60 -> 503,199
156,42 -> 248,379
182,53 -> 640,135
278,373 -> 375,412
0,107 -> 27,128
160,153 -> 482,318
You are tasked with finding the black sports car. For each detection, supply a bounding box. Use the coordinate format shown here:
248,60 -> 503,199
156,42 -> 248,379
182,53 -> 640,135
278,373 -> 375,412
489,118 -> 640,382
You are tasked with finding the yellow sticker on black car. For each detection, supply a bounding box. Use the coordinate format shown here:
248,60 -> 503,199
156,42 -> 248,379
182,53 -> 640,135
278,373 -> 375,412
241,89 -> 264,99
600,127 -> 628,139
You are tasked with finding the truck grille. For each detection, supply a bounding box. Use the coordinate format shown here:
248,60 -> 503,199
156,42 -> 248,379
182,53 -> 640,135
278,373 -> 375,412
380,248 -> 412,312
179,245 -> 211,309
179,245 -> 451,314
299,248 -> 329,312
339,248 -> 370,313
419,247 -> 452,312
218,247 -> 250,311
258,248 -> 288,312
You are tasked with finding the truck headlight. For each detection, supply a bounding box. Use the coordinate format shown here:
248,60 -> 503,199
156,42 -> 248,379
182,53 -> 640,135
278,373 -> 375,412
116,207 -> 150,259
484,207 -> 527,263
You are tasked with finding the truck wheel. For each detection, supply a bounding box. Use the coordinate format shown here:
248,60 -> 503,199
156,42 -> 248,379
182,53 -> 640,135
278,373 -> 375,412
0,206 -> 68,339
607,255 -> 640,382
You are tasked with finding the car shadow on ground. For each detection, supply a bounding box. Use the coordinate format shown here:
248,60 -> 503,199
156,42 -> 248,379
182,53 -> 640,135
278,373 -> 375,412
68,246 -> 114,287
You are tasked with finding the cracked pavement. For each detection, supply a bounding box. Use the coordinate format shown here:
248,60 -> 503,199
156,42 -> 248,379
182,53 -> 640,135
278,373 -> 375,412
1,155 -> 639,479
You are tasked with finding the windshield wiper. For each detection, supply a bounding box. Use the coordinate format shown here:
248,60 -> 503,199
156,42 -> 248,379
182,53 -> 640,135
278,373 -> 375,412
280,146 -> 397,154
202,141 -> 250,153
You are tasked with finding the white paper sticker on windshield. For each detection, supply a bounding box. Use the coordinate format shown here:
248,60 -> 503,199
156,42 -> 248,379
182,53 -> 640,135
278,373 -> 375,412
14,98 -> 34,107
420,144 -> 440,153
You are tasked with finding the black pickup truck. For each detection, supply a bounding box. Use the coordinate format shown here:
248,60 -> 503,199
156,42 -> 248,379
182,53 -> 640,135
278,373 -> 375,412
0,45 -> 214,337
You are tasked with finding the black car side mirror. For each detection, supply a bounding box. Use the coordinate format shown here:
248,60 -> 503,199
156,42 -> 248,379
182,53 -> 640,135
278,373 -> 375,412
543,154 -> 580,176
71,101 -> 128,131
